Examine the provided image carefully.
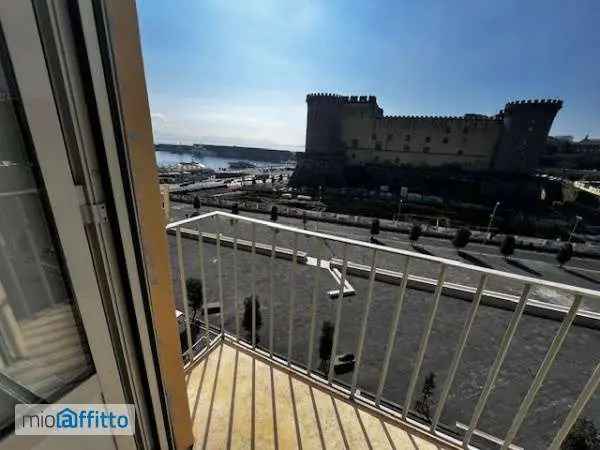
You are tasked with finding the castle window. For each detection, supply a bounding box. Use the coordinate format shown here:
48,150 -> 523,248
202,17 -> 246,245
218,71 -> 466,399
375,142 -> 382,151
457,149 -> 463,155
405,134 -> 411,142
403,144 -> 410,151
445,127 -> 451,134
352,139 -> 358,148
387,134 -> 393,141
463,127 -> 469,134
442,137 -> 449,144
423,147 -> 430,153
425,136 -> 431,143
372,133 -> 377,140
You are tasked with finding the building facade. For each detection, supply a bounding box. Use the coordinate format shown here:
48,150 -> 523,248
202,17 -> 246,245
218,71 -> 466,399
292,93 -> 562,186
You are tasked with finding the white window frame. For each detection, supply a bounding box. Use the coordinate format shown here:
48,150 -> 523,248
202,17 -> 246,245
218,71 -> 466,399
0,2 -> 139,449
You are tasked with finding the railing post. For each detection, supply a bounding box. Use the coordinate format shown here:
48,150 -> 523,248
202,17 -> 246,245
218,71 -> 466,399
501,294 -> 583,450
432,274 -> 488,431
287,233 -> 299,366
215,216 -> 225,333
269,228 -> 276,357
251,223 -> 257,349
375,256 -> 410,405
403,264 -> 447,419
350,248 -> 378,397
327,244 -> 349,384
232,220 -> 240,341
307,238 -> 324,374
176,227 -> 193,357
463,283 -> 532,447
196,223 -> 210,346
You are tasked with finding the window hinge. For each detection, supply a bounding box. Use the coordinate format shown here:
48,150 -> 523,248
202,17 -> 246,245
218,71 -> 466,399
76,186 -> 108,225
81,202 -> 108,225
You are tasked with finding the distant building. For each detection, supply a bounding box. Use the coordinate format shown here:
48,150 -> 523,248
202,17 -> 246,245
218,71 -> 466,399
575,135 -> 600,153
292,94 -> 562,186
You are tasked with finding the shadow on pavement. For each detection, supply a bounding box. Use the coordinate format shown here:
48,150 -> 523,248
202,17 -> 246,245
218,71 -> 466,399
411,244 -> 435,257
506,258 -> 542,277
457,251 -> 494,269
562,267 -> 600,285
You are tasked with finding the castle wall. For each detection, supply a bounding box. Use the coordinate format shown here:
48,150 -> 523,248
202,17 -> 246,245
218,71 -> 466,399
296,93 -> 563,187
341,113 -> 502,170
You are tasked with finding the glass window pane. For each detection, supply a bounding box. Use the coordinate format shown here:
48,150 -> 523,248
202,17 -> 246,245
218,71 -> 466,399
0,28 -> 94,430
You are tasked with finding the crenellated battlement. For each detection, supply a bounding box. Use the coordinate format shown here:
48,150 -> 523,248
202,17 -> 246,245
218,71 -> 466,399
504,99 -> 563,110
306,93 -> 378,104
382,114 -> 500,122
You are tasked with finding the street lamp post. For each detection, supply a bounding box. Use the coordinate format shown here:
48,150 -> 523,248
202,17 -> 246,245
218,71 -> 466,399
568,216 -> 583,243
485,201 -> 501,243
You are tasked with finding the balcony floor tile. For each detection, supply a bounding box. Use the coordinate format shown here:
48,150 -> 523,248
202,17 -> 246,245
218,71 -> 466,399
186,342 -> 454,450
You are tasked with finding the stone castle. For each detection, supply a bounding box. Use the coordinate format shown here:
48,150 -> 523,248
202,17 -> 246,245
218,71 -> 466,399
291,93 -> 562,186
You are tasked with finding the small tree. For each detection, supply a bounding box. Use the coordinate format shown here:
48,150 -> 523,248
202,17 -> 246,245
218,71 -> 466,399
557,242 -> 573,267
193,195 -> 201,210
318,321 -> 334,372
409,223 -> 422,244
186,278 -> 203,342
270,205 -> 279,222
186,278 -> 203,323
242,295 -> 262,343
452,227 -> 471,251
371,219 -> 380,237
414,372 -> 436,422
500,235 -> 516,259
561,417 -> 600,450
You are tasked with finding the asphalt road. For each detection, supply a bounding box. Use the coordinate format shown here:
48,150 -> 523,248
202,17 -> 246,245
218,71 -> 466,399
170,201 -> 600,312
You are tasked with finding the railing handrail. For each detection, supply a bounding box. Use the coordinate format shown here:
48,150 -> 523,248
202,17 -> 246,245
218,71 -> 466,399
166,210 -> 600,300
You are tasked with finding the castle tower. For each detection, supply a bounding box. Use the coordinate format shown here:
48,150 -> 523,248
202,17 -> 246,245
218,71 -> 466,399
493,99 -> 562,172
304,93 -> 345,156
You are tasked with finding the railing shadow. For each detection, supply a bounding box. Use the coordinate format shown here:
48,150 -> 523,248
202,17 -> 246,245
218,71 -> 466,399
457,251 -> 494,269
562,267 -> 600,285
411,244 -> 435,257
225,349 -> 240,450
201,344 -> 223,450
506,258 -> 542,277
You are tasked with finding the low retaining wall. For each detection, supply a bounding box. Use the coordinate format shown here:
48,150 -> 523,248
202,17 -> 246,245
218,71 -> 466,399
330,260 -> 600,330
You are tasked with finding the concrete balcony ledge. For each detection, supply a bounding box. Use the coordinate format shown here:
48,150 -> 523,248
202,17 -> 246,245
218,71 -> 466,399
186,340 -> 458,450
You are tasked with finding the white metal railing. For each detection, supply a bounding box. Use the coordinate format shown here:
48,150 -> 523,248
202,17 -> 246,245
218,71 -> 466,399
166,210 -> 600,450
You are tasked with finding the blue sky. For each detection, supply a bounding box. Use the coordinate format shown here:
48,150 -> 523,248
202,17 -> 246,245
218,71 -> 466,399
139,0 -> 600,150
